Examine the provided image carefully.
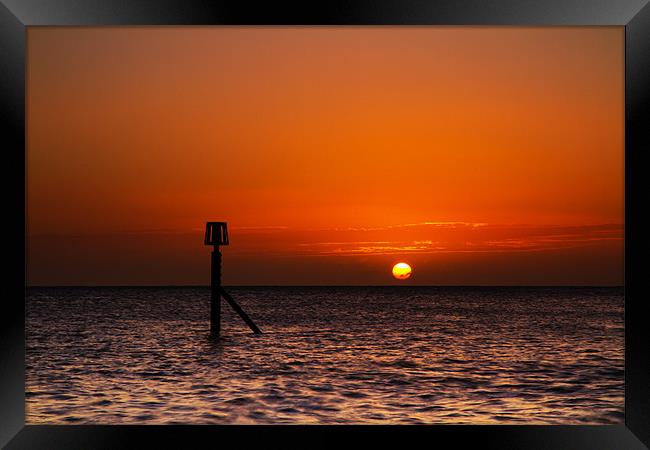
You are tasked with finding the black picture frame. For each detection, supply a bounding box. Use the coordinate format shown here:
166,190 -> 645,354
1,1 -> 648,448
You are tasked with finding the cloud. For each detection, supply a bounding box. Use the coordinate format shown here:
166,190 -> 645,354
223,222 -> 623,257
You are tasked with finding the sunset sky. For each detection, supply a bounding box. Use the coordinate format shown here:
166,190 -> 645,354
27,27 -> 624,285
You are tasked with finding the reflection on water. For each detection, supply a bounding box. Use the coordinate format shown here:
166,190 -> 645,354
26,287 -> 624,424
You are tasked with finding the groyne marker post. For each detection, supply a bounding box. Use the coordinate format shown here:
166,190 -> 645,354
204,221 -> 262,337
204,221 -> 229,338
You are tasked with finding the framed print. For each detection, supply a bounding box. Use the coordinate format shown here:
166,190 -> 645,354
1,0 -> 649,448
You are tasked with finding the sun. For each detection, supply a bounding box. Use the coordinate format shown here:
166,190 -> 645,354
392,262 -> 412,280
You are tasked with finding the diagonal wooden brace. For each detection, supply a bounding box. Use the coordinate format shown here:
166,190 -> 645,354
219,288 -> 262,334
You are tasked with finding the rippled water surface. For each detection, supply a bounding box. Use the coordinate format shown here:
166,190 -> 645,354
26,287 -> 624,424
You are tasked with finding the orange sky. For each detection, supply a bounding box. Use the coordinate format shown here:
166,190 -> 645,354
27,27 -> 624,285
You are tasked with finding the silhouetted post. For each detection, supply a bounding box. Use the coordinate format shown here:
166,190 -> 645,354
210,247 -> 222,337
204,221 -> 261,337
205,222 -> 229,338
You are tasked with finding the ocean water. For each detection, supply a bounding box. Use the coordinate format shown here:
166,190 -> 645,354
26,286 -> 624,424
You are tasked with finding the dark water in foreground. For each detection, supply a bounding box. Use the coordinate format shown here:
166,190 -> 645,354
26,287 -> 624,424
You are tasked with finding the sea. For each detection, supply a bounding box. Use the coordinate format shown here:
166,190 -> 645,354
26,286 -> 624,424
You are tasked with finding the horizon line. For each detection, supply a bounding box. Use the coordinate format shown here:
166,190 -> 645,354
26,284 -> 625,289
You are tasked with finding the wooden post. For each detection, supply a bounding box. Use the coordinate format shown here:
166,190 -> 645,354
204,221 -> 261,336
210,247 -> 221,338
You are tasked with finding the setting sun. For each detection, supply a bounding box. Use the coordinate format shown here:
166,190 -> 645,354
392,262 -> 412,280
